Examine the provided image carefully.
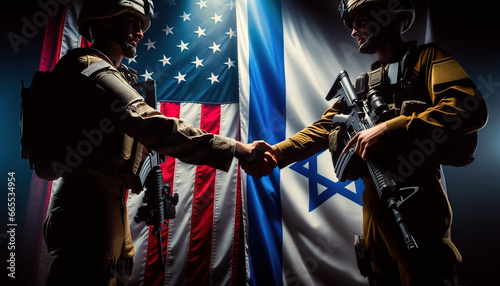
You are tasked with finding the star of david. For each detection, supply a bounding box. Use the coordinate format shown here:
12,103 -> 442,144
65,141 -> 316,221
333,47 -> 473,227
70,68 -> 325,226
289,151 -> 364,212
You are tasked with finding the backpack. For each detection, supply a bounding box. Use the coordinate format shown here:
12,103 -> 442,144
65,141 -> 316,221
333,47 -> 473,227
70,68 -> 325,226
398,43 -> 484,167
20,71 -> 63,180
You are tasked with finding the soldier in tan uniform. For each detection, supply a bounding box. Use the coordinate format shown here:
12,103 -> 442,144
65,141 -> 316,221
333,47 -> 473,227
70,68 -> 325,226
247,0 -> 488,285
42,0 -> 275,285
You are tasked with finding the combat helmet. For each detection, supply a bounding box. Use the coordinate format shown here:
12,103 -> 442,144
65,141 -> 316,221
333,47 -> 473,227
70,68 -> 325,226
339,0 -> 415,32
77,0 -> 154,57
338,0 -> 415,53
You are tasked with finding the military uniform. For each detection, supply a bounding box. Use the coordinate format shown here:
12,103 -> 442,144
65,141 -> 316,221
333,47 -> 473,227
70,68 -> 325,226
275,42 -> 487,285
43,48 -> 236,285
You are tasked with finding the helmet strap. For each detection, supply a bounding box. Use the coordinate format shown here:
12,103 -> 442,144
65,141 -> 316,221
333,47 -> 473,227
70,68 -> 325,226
108,16 -> 137,59
359,33 -> 379,54
358,13 -> 404,54
120,41 -> 137,58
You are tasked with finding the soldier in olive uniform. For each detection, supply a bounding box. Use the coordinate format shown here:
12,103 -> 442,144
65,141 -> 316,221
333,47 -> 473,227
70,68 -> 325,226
247,0 -> 488,285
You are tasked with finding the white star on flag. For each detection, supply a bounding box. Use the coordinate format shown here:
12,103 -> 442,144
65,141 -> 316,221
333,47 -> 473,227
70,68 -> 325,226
207,73 -> 219,85
224,57 -> 235,69
208,42 -> 221,53
162,25 -> 174,36
159,55 -> 171,66
196,0 -> 208,9
177,40 -> 189,52
192,56 -> 204,68
143,38 -> 156,50
174,71 -> 186,83
225,27 -> 236,39
127,55 -> 137,64
180,11 -> 191,22
211,13 -> 223,24
226,1 -> 235,10
194,26 -> 206,38
141,69 -> 154,81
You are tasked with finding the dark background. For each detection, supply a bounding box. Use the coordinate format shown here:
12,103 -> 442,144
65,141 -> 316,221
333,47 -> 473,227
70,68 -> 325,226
1,0 -> 499,285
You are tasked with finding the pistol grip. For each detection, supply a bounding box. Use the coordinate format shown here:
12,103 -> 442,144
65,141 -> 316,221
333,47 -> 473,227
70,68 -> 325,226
332,114 -> 349,125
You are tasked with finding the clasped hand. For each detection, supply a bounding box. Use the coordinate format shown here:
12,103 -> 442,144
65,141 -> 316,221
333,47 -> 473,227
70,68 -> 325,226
236,141 -> 279,178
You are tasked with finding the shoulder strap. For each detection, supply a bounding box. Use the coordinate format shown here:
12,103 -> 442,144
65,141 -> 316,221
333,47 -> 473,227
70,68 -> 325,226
81,60 -> 113,77
399,42 -> 437,102
400,41 -> 438,82
400,42 -> 417,82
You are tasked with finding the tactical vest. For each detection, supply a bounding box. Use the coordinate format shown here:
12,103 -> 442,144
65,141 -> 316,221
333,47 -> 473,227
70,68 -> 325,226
329,42 -> 479,175
354,42 -> 428,119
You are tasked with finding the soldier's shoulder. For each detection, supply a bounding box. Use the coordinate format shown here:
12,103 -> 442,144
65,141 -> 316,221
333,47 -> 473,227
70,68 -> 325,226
56,48 -> 109,71
415,42 -> 451,61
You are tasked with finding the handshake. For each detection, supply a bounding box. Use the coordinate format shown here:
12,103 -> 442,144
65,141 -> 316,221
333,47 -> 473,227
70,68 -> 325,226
234,141 -> 280,178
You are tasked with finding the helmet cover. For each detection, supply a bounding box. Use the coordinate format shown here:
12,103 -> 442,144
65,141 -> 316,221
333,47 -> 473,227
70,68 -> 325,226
338,0 -> 415,33
78,0 -> 154,42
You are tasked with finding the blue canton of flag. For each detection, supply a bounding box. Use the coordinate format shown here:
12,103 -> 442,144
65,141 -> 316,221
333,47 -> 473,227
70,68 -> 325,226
127,0 -> 238,104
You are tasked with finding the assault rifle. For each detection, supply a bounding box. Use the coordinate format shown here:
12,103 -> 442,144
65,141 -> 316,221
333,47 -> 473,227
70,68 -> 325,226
326,70 -> 420,252
133,80 -> 179,269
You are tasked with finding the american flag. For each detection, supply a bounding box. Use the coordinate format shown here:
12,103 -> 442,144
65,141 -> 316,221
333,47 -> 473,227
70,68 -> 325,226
125,1 -> 243,285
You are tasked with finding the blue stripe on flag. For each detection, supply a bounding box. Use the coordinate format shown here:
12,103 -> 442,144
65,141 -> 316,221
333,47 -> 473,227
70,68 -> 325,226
246,0 -> 286,285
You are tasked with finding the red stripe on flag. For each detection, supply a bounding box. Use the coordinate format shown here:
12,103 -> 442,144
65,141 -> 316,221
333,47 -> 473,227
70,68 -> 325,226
159,101 -> 181,185
187,104 -> 221,285
143,102 -> 181,285
80,37 -> 92,48
23,175 -> 53,286
39,4 -> 67,71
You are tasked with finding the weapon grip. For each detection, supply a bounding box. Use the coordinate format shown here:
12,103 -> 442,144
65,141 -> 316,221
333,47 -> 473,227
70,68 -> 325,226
332,114 -> 349,125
